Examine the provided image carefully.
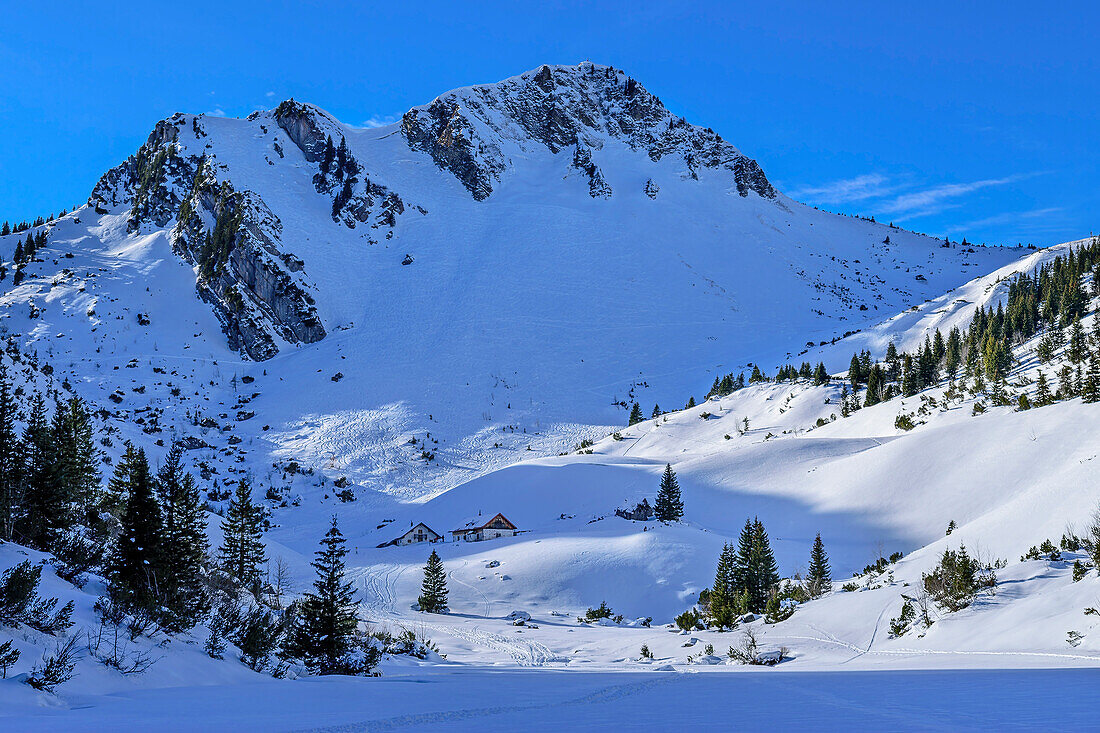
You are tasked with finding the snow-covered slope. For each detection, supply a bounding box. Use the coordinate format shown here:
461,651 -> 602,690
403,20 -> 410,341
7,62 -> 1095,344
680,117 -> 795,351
302,234 -> 1100,672
0,63 -> 1024,509
1,63 -> 1094,728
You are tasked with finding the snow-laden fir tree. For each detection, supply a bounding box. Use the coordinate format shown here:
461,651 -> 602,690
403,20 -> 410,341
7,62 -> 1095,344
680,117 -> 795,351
654,463 -> 683,522
287,516 -> 361,674
219,478 -> 266,593
807,533 -> 832,597
418,549 -> 449,613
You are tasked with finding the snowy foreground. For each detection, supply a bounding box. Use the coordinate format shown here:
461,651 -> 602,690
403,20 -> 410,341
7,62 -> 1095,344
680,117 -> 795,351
4,667 -> 1098,732
1,64 -> 1097,729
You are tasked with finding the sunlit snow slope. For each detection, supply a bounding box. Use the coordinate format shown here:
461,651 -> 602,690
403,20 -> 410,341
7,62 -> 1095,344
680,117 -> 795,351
0,63 -> 1024,507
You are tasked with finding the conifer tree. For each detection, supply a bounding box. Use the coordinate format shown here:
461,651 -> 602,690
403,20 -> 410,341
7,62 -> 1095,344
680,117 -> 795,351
110,447 -> 165,612
51,397 -> 100,526
654,463 -> 683,522
18,393 -> 61,550
686,396 -> 696,408
710,543 -> 739,627
748,518 -> 780,612
1068,320 -> 1088,363
418,549 -> 449,613
1084,350 -> 1100,403
288,516 -> 360,674
651,404 -> 661,419
156,445 -> 209,629
0,362 -> 23,542
320,135 -> 335,176
219,478 -> 266,592
336,137 -> 349,176
807,533 -> 832,596
848,354 -> 863,389
1035,370 -> 1053,406
628,402 -> 643,426
732,518 -> 754,600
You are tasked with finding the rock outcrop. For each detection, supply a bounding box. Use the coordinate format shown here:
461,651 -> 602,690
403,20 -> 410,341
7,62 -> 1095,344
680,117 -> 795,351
400,62 -> 776,201
90,114 -> 326,361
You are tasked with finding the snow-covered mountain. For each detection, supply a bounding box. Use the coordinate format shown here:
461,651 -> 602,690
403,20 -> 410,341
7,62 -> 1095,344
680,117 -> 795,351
4,63 -> 1096,729
0,62 -> 1023,503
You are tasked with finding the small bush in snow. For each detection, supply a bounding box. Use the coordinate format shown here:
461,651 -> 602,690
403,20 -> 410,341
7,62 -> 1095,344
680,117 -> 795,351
675,608 -> 702,632
1073,560 -> 1088,582
0,561 -> 75,635
889,599 -> 916,637
922,546 -> 995,612
0,639 -> 20,677
727,627 -> 787,666
894,414 -> 915,431
26,635 -> 80,693
583,601 -> 614,623
639,644 -> 653,659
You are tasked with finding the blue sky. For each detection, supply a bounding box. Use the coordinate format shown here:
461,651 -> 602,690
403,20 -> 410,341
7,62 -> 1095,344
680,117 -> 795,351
2,1 -> 1096,245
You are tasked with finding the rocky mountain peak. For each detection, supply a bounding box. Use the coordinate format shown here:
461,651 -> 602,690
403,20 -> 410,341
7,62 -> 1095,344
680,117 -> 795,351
401,62 -> 776,201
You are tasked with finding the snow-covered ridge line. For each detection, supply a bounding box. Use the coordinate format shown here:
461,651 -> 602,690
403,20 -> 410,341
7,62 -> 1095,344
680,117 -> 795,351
400,62 -> 776,201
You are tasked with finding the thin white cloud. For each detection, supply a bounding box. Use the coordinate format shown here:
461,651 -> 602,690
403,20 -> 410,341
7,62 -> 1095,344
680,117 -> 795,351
787,173 -> 894,205
265,91 -> 276,98
207,108 -> 227,118
949,207 -> 1064,233
879,176 -> 1024,219
360,114 -> 397,129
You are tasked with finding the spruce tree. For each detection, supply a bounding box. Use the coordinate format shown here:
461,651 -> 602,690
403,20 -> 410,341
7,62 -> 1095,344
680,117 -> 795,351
418,549 -> 449,613
110,447 -> 165,612
52,397 -> 100,525
60,396 -> 100,521
1035,370 -> 1053,406
628,402 -> 643,426
732,518 -> 754,599
807,533 -> 832,596
654,463 -> 683,522
336,137 -> 349,176
710,543 -> 738,627
320,135 -> 335,176
219,478 -> 266,592
1084,350 -> 1100,403
651,404 -> 661,419
18,393 -> 61,550
0,362 -> 23,542
156,445 -> 209,629
747,518 -> 779,612
848,354 -> 863,389
288,516 -> 360,674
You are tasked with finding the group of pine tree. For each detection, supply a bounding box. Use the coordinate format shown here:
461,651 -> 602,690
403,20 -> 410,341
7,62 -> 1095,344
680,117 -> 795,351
691,520 -> 831,630
0,351 -> 380,676
0,226 -> 49,285
835,237 -> 1100,414
680,237 -> 1100,419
